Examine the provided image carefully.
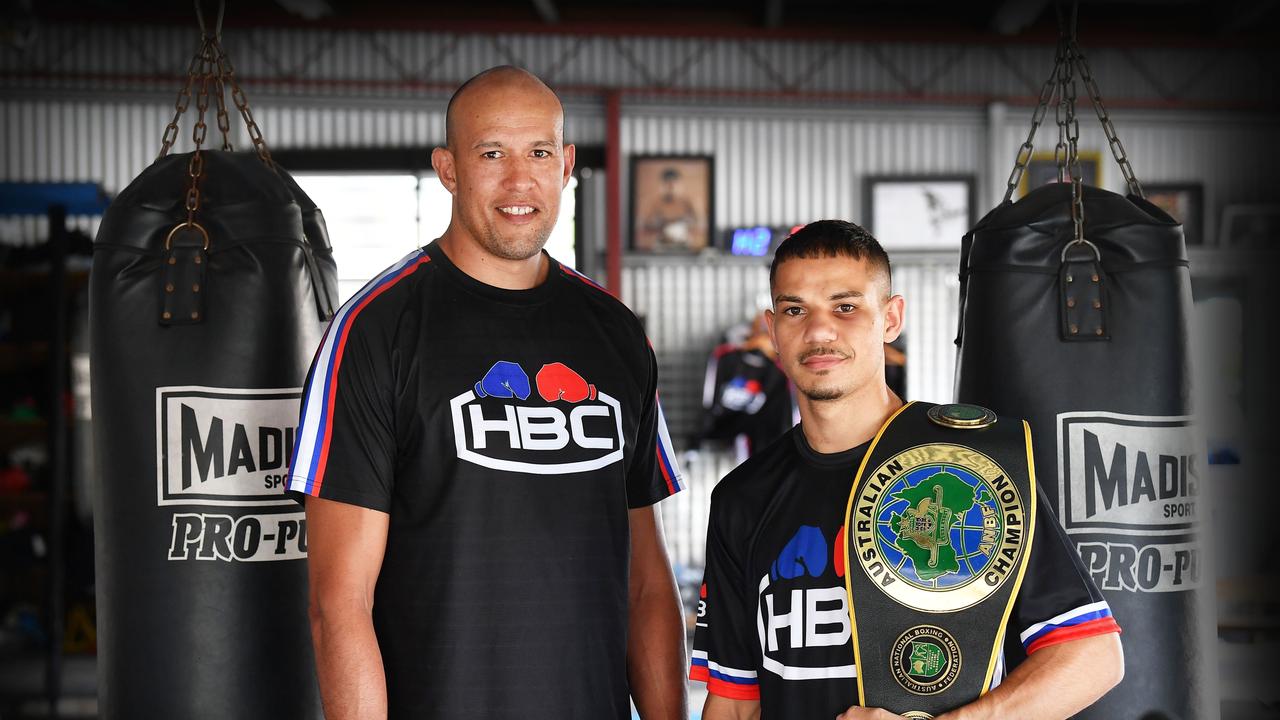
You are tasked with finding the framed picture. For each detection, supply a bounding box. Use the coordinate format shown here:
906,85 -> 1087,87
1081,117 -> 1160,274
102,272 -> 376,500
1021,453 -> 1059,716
865,175 -> 974,250
1019,151 -> 1102,197
1144,183 -> 1204,246
630,155 -> 713,252
1218,204 -> 1280,250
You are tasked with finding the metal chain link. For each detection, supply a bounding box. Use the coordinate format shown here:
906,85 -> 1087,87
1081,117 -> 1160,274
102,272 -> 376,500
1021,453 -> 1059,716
1001,57 -> 1065,205
1071,41 -> 1144,198
1052,40 -> 1070,184
157,40 -> 206,160
182,38 -> 216,228
213,38 -> 274,167
1063,43 -> 1086,245
212,66 -> 233,151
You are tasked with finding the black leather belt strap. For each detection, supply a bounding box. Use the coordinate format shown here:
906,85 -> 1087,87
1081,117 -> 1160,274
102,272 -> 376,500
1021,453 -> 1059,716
843,401 -> 1038,718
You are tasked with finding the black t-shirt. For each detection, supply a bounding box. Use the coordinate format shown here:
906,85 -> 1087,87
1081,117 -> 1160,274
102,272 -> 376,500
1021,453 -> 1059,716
701,345 -> 794,455
289,242 -> 683,719
690,425 -> 1118,719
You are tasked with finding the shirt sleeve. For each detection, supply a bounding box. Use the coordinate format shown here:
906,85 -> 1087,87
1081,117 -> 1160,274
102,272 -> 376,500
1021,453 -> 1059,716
287,293 -> 398,513
1011,485 -> 1121,656
689,492 -> 760,701
625,341 -> 684,508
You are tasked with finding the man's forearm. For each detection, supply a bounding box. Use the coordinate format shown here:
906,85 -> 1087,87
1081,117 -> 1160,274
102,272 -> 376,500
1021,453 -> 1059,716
939,633 -> 1124,720
627,581 -> 689,719
310,603 -> 388,720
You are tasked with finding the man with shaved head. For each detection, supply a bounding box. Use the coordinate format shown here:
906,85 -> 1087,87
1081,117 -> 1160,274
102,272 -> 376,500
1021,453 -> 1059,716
291,66 -> 688,720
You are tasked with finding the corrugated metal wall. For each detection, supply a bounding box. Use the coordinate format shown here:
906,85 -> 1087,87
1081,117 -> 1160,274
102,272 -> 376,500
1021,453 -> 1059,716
622,253 -> 959,566
4,23 -> 1276,570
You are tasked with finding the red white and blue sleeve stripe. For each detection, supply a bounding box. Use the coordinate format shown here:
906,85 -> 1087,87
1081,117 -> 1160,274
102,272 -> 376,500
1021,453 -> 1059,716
1019,601 -> 1121,654
557,261 -> 610,294
288,249 -> 430,497
690,650 -> 760,701
556,261 -> 682,496
655,398 -> 683,495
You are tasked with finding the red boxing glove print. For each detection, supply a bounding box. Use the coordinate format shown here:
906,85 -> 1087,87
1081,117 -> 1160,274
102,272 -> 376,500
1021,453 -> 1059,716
536,362 -> 597,403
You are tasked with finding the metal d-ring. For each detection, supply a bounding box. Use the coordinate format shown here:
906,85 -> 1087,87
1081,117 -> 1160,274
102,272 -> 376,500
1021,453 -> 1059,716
1060,237 -> 1100,264
165,221 -> 210,252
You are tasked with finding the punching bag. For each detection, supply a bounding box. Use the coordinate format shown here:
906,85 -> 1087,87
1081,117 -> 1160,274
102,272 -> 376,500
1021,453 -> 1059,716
955,181 -> 1208,717
90,148 -> 334,717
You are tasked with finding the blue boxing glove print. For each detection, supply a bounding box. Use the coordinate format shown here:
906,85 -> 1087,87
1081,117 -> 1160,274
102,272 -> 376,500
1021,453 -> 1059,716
770,525 -> 828,581
474,360 -> 532,400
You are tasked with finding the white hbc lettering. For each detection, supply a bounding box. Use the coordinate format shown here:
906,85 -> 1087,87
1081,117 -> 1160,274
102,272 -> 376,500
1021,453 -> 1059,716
467,404 -> 615,451
761,586 -> 850,652
450,390 -> 626,475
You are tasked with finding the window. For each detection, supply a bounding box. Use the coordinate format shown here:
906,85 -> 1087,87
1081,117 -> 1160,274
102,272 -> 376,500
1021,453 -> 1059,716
295,172 -> 577,305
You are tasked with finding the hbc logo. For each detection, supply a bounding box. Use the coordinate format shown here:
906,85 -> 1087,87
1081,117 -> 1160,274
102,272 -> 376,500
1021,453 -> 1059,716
156,386 -> 301,507
754,525 -> 855,681
449,361 -> 625,474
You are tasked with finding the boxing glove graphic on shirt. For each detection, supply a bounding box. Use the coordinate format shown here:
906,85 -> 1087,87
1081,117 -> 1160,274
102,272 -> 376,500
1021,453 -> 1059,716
770,525 -> 828,581
536,362 -> 597,403
474,360 -> 532,400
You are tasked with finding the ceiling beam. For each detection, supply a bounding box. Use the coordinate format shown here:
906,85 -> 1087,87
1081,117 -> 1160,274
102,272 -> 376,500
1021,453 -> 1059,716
273,0 -> 334,21
989,0 -> 1052,35
1217,0 -> 1277,34
530,0 -> 560,24
764,0 -> 785,29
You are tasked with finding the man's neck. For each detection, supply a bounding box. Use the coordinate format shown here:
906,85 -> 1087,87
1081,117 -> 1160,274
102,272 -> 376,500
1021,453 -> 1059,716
798,382 -> 903,455
436,228 -> 549,290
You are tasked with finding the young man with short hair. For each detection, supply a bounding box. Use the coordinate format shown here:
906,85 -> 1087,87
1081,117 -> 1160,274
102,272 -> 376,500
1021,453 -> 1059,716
691,220 -> 1123,719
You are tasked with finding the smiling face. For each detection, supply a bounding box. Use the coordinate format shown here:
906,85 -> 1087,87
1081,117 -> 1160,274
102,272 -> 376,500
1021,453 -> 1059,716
432,70 -> 575,261
766,254 -> 904,404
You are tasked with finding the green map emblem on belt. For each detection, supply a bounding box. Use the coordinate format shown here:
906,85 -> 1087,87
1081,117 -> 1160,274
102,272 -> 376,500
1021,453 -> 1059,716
844,401 -> 1038,717
852,442 -> 1027,612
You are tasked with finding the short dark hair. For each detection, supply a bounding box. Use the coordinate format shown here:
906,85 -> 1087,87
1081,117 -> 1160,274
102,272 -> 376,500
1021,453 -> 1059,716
769,220 -> 892,296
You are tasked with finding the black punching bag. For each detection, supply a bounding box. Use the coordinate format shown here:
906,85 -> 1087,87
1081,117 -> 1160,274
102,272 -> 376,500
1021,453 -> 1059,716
90,151 -> 334,718
955,181 -> 1209,718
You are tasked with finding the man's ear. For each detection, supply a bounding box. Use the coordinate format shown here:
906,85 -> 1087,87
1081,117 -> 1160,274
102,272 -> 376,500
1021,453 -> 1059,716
431,147 -> 457,194
764,308 -> 779,357
883,294 -> 905,343
562,143 -> 576,189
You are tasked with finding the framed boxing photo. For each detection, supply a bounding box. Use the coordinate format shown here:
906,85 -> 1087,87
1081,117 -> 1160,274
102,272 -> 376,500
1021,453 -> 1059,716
630,155 -> 714,253
1019,151 -> 1102,197
865,175 -> 974,250
1144,183 -> 1204,246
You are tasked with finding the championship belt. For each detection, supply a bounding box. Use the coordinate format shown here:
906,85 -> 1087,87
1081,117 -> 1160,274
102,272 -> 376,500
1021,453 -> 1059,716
843,402 -> 1037,719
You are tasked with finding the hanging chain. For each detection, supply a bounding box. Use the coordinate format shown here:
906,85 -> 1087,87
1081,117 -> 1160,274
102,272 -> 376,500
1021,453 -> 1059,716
1052,40 -> 1070,184
157,40 -> 206,160
1071,41 -> 1144,198
1062,43 -> 1088,245
1001,56 -> 1064,204
212,62 -> 233,151
181,38 -> 216,229
213,38 -> 275,167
